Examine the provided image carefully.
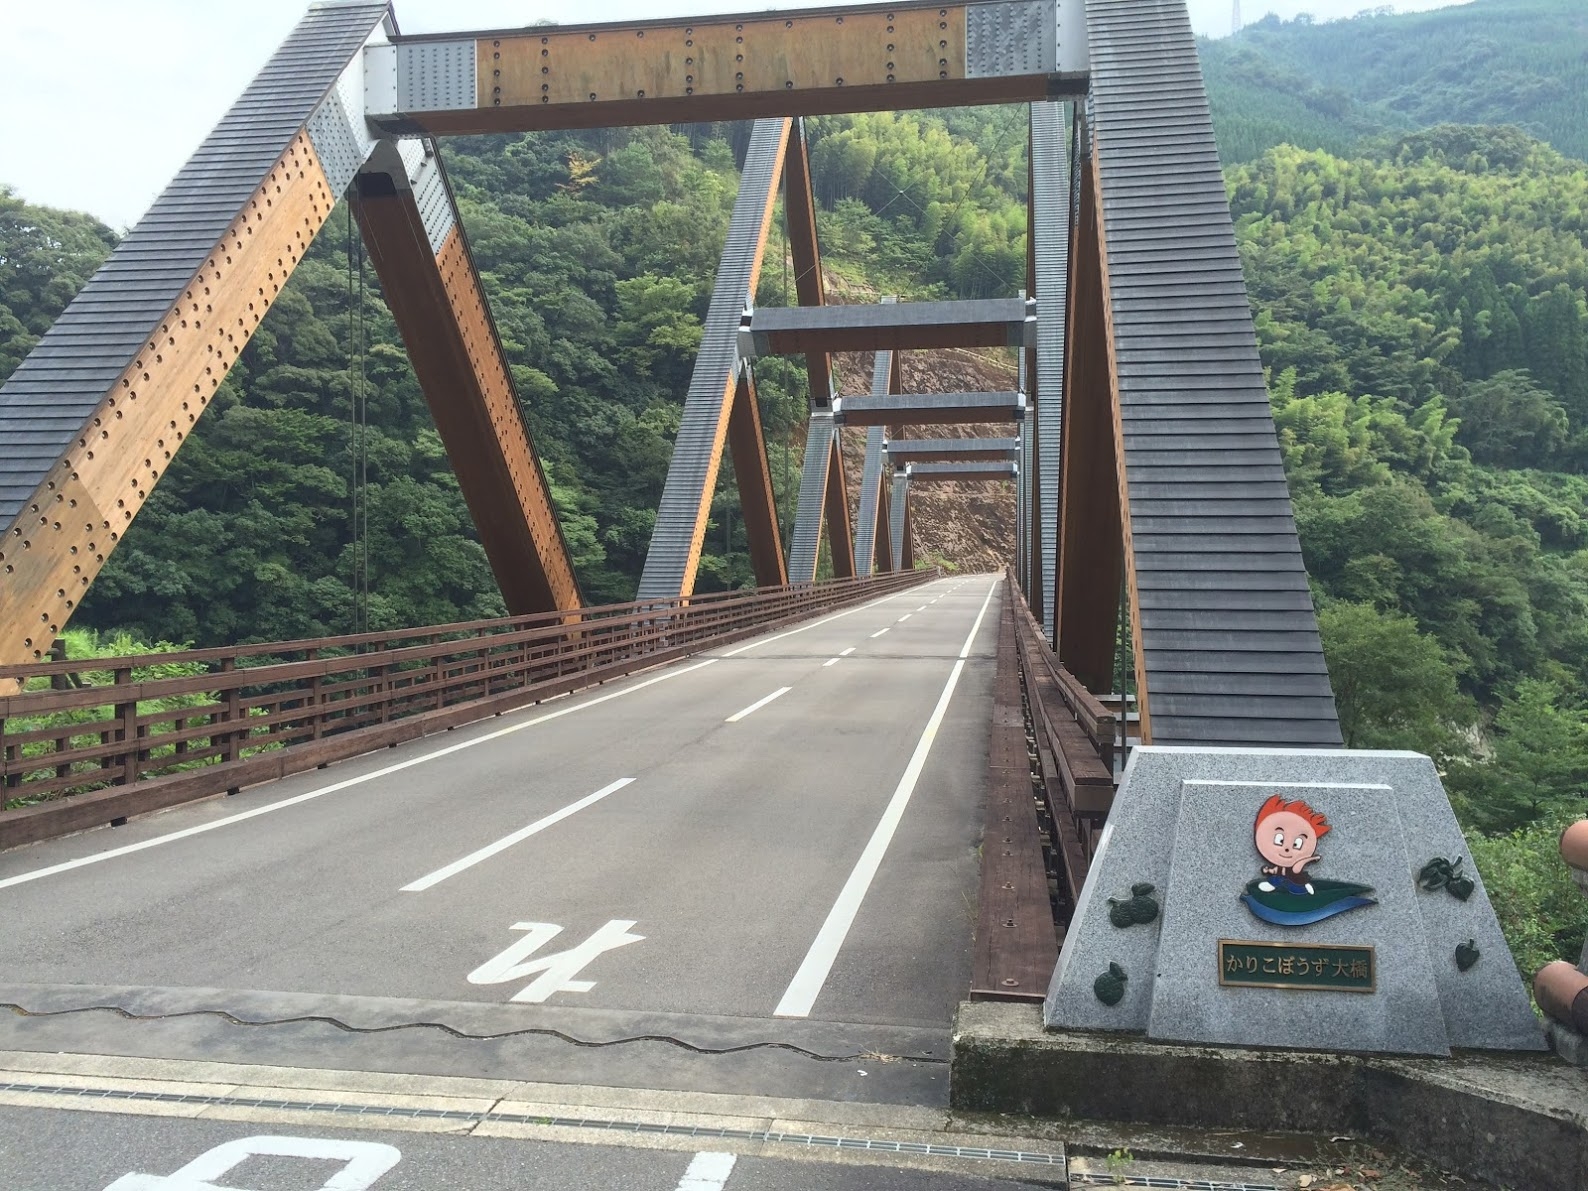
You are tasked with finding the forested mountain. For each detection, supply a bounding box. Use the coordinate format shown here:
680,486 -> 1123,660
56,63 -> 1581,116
1202,0 -> 1588,164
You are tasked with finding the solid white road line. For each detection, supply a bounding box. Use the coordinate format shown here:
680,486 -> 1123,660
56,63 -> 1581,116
677,1152 -> 737,1190
720,590 -> 901,658
726,686 -> 792,723
870,628 -> 889,638
401,778 -> 635,893
0,659 -> 721,892
774,578 -> 1000,1018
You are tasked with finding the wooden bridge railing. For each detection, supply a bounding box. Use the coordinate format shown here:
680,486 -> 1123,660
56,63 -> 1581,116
1008,573 -> 1117,909
0,569 -> 934,850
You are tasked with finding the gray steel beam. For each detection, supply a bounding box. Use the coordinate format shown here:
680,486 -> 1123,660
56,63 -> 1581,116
887,438 -> 1019,464
890,471 -> 913,573
900,461 -> 1019,481
788,411 -> 838,584
834,391 -> 1027,426
1088,0 -> 1341,747
853,309 -> 897,578
637,118 -> 789,600
1031,99 -> 1071,645
741,298 -> 1034,357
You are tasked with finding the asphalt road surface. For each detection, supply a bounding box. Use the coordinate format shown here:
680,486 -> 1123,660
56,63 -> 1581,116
0,575 -> 1025,1188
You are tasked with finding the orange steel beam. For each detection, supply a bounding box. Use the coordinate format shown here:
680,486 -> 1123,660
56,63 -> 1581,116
353,172 -> 581,615
380,3 -> 1086,137
0,134 -> 340,673
727,369 -> 788,587
824,429 -> 856,578
783,121 -> 833,408
1054,151 -> 1123,701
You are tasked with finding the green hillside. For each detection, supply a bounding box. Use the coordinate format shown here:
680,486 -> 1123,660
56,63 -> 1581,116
1202,0 -> 1588,163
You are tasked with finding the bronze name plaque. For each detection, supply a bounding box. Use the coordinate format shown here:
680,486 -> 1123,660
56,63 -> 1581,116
1218,939 -> 1376,993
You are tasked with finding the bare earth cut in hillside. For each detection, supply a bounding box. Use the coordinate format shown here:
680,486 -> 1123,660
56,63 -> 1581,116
832,348 -> 1019,574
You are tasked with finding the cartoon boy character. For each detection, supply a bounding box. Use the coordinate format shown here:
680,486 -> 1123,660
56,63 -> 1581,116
1253,794 -> 1329,896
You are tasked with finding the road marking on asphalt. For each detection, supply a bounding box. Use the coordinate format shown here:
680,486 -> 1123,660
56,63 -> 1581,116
720,589 -> 902,657
822,657 -> 841,667
775,578 -> 1000,1018
106,1136 -> 401,1191
677,1152 -> 737,1190
401,778 -> 635,892
897,613 -> 912,622
869,627 -> 889,638
840,647 -> 856,656
0,660 -> 720,892
726,686 -> 792,722
917,605 -> 928,611
469,919 -> 644,1003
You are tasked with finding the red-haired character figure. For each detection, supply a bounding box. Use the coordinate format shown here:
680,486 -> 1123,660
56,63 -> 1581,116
1253,795 -> 1330,895
1240,793 -> 1376,927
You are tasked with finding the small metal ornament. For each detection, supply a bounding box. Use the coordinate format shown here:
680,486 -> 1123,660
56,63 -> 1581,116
1094,962 -> 1128,1006
1419,857 -> 1475,902
1107,883 -> 1160,928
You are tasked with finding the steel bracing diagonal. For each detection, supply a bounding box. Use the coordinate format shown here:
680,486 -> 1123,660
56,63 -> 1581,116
853,303 -> 898,578
1030,101 -> 1071,646
636,119 -> 791,600
1086,0 -> 1341,746
788,413 -> 839,584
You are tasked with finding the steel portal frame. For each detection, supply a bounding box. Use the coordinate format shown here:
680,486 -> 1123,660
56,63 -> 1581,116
0,0 -> 1343,749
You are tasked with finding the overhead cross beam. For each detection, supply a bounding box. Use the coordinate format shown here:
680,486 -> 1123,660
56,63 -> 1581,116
367,1 -> 1089,136
888,437 -> 1019,464
835,391 -> 1026,426
743,298 -> 1034,356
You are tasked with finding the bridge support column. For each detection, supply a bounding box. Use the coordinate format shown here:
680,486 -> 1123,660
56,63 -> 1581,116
353,147 -> 580,615
889,471 -> 913,573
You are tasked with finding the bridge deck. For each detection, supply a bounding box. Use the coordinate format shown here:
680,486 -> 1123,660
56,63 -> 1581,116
0,577 -> 998,1101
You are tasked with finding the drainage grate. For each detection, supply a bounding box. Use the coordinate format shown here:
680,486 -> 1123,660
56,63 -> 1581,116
0,1081 -> 1065,1168
1070,1174 -> 1281,1190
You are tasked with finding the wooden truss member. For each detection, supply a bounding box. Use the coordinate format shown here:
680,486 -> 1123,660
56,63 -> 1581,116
0,4 -> 587,674
351,150 -> 579,615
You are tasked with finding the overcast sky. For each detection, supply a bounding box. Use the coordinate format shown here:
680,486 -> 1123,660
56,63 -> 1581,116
1,0 -> 1467,230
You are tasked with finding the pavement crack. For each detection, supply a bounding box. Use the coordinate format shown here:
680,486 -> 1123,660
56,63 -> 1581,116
0,1002 -> 948,1065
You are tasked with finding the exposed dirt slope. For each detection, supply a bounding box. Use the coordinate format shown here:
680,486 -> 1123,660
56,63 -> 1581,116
832,348 -> 1018,574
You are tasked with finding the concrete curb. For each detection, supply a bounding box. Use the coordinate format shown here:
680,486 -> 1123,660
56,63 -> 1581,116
950,1002 -> 1588,1190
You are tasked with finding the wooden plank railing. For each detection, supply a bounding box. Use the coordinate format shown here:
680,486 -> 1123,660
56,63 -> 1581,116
971,579 -> 1059,1002
0,569 -> 936,849
1007,570 -> 1119,908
